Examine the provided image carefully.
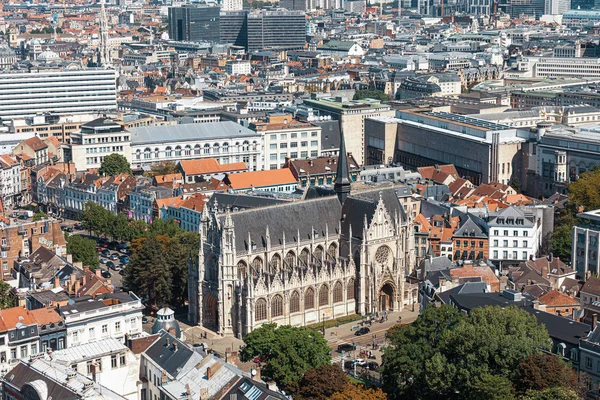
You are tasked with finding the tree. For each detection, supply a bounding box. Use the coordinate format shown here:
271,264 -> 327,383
468,374 -> 515,400
0,281 -> 16,309
294,365 -> 349,400
32,211 -> 47,222
66,235 -> 99,269
124,236 -> 172,308
514,354 -> 580,395
240,324 -> 331,391
568,166 -> 600,211
381,305 -> 550,400
523,387 -> 581,400
353,90 -> 389,102
145,161 -> 179,177
98,153 -> 132,176
549,225 -> 573,261
329,383 -> 387,400
81,200 -> 111,236
509,177 -> 522,194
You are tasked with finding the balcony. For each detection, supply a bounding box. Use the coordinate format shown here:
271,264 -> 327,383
1,243 -> 9,250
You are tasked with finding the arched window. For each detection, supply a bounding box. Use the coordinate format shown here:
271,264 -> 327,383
223,142 -> 229,153
237,260 -> 247,279
175,146 -> 182,157
305,287 -> 315,310
314,246 -> 324,262
194,144 -> 201,155
235,142 -> 240,152
319,284 -> 329,306
184,145 -> 191,156
154,148 -> 159,158
242,141 -> 249,152
333,281 -> 343,303
213,143 -> 220,154
252,257 -> 263,273
144,148 -> 151,159
285,251 -> 295,268
347,278 -> 355,300
252,141 -> 258,151
328,243 -> 337,258
290,291 -> 300,313
165,147 -> 172,158
135,149 -> 141,160
204,144 -> 210,154
270,254 -> 281,271
271,295 -> 283,318
300,248 -> 310,265
255,299 -> 267,321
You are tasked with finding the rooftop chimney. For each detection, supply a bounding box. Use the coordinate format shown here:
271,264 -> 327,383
95,269 -> 101,277
206,366 -> 213,380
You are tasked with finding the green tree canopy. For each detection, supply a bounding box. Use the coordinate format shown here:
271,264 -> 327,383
353,90 -> 389,102
523,387 -> 581,400
294,365 -> 349,400
381,305 -> 550,400
549,224 -> 572,261
32,211 -> 47,222
124,236 -> 172,308
98,153 -> 132,176
66,234 -> 99,269
0,281 -> 16,309
240,324 -> 331,391
568,166 -> 600,211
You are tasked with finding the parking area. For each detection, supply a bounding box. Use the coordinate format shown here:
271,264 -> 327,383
95,238 -> 131,288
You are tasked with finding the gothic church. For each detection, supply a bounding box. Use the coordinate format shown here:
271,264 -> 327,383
188,133 -> 416,337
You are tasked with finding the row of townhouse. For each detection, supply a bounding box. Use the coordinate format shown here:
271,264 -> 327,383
0,290 -> 143,371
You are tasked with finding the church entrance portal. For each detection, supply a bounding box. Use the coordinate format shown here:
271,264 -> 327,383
379,283 -> 394,312
203,294 -> 218,331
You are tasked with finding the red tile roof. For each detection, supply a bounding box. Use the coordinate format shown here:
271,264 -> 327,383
539,290 -> 579,307
225,168 -> 297,190
179,158 -> 247,176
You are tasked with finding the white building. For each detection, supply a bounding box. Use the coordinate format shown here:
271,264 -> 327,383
129,121 -> 264,171
488,206 -> 543,263
0,154 -> 20,205
516,57 -> 600,79
52,339 -> 139,400
250,113 -> 322,170
59,292 -> 144,348
226,61 -> 251,75
0,68 -> 117,119
221,0 -> 243,11
69,118 -> 132,172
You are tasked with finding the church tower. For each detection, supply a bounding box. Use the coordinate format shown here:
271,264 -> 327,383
334,128 -> 351,204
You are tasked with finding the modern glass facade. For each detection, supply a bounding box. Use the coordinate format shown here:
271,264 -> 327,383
168,5 -> 221,43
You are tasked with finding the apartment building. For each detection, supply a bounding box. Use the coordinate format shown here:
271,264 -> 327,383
0,219 -> 66,280
59,292 -> 144,347
488,206 -> 543,263
0,68 -> 117,120
0,154 -> 20,205
573,209 -> 600,277
250,113 -> 322,170
69,118 -> 132,172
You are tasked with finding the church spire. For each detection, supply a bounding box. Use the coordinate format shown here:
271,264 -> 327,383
334,127 -> 351,205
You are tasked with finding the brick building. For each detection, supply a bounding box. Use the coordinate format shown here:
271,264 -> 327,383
0,220 -> 66,280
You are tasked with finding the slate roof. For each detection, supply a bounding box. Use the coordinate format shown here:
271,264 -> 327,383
129,121 -> 259,145
207,193 -> 288,213
144,331 -> 194,377
581,277 -> 600,296
453,216 -> 487,239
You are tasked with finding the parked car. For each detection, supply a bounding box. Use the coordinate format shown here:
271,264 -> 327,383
18,214 -> 27,220
106,261 -> 116,269
65,227 -> 73,233
118,269 -> 125,276
353,358 -> 367,367
142,316 -> 149,324
100,258 -> 108,264
74,223 -> 83,230
96,247 -> 104,252
101,270 -> 111,279
100,249 -> 111,257
119,256 -> 130,264
354,327 -> 371,336
116,242 -> 129,250
344,360 -> 355,370
367,362 -> 379,371
108,263 -> 120,271
108,241 -> 119,250
120,248 -> 132,255
337,343 -> 355,353
10,213 -> 18,218
110,253 -> 120,261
